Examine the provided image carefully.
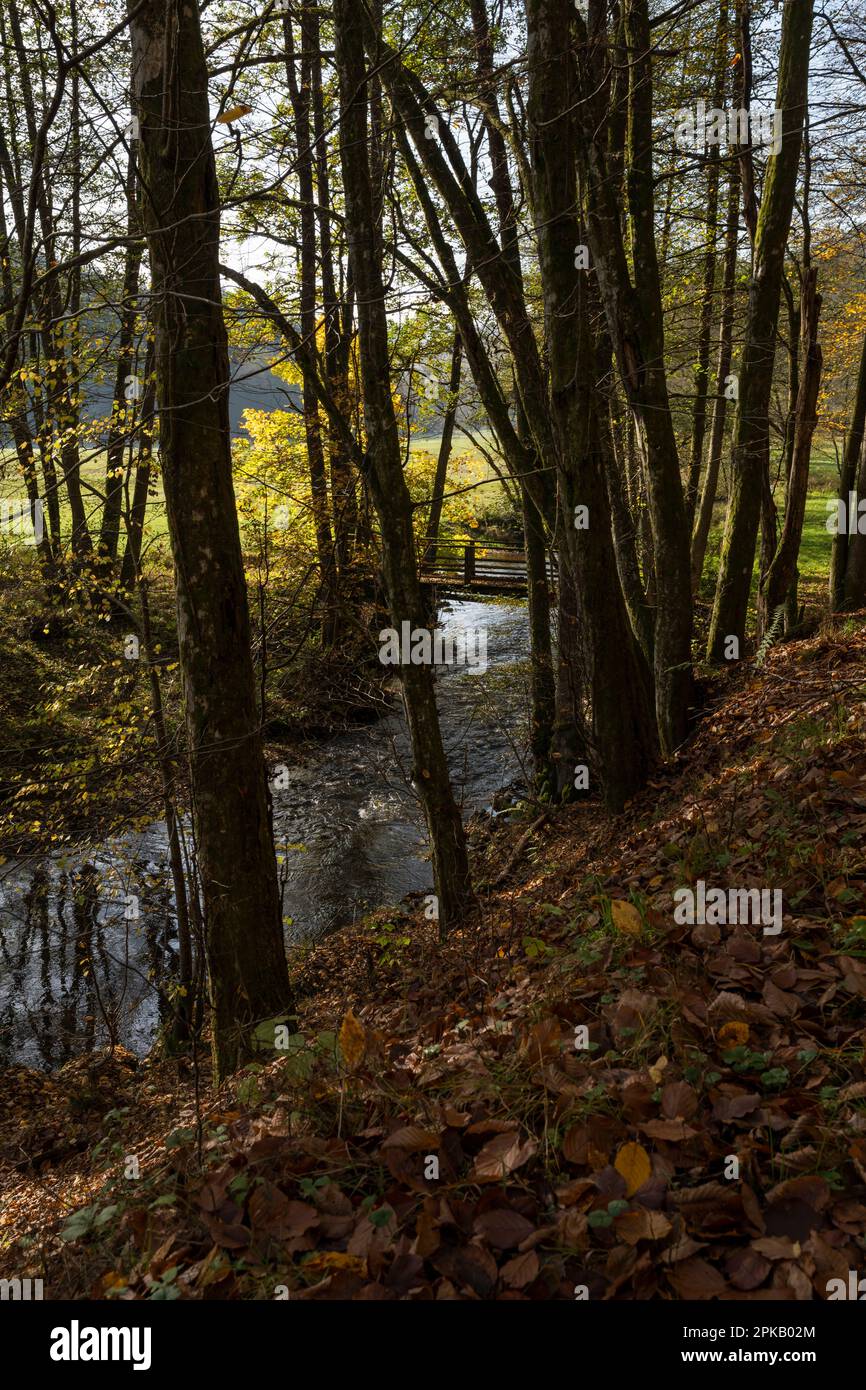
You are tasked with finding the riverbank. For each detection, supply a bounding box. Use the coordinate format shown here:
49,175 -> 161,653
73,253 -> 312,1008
0,541 -> 526,864
2,613 -> 864,1299
0,551 -> 397,860
0,596 -> 532,1065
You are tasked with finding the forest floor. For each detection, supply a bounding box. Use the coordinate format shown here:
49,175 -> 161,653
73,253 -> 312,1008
1,612 -> 865,1300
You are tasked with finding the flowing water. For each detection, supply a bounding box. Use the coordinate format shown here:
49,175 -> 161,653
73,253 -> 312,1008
0,600 -> 530,1068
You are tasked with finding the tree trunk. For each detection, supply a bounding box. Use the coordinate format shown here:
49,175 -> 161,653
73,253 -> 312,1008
527,0 -> 657,809
691,159 -> 741,591
7,0 -> 90,560
842,445 -> 866,608
522,479 -> 556,792
334,0 -> 475,933
831,329 -> 866,610
422,332 -> 462,565
285,3 -> 338,642
573,0 -> 693,754
685,2 -> 728,529
0,174 -> 54,580
760,266 -> 822,625
99,144 -> 143,566
706,0 -> 814,659
128,0 -> 292,1083
119,343 -> 156,594
310,13 -> 357,573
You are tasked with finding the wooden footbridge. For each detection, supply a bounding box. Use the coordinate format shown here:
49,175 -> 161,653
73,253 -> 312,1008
419,539 -> 555,595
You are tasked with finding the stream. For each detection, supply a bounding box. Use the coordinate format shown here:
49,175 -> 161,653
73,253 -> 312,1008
0,599 -> 530,1068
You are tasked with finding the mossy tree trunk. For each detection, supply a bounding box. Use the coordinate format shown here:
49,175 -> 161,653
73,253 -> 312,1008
706,0 -> 814,660
527,0 -> 657,810
128,0 -> 292,1083
334,0 -> 476,932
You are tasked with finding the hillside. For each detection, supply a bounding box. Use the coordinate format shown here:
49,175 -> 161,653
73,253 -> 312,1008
2,615 -> 864,1302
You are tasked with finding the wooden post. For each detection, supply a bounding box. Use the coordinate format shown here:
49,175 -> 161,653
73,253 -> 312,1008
464,539 -> 476,583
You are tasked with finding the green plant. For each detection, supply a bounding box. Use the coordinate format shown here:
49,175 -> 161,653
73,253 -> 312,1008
371,919 -> 411,966
148,1267 -> 181,1300
61,1203 -> 120,1243
588,1198 -> 629,1229
754,604 -> 786,668
522,934 -> 556,960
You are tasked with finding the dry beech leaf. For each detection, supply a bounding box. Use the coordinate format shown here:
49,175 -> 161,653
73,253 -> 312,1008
474,1208 -> 535,1249
648,1055 -> 669,1084
381,1124 -> 438,1152
718,1020 -> 750,1049
473,1131 -> 536,1183
640,1118 -> 698,1142
661,1080 -> 698,1120
667,1256 -> 727,1299
338,1008 -> 366,1070
616,1207 -> 672,1245
500,1249 -> 539,1289
304,1251 -> 365,1277
614,1141 -> 652,1196
610,899 -> 642,935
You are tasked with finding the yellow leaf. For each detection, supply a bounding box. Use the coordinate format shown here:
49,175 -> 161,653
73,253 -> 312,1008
217,103 -> 252,124
615,1141 -> 652,1196
648,1055 -> 668,1084
338,1008 -> 366,1071
718,1020 -> 750,1049
610,899 -> 642,935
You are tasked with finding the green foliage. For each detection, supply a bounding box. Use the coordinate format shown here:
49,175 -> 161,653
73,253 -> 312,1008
370,919 -> 411,966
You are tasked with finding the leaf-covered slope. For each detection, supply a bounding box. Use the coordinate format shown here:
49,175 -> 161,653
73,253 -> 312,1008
2,617 -> 865,1299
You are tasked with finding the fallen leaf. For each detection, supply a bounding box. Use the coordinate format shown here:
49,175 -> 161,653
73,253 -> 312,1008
661,1080 -> 698,1120
610,899 -> 642,935
500,1249 -> 539,1288
614,1141 -> 652,1196
667,1256 -> 728,1299
249,1184 -> 318,1242
640,1118 -> 698,1141
303,1251 -> 366,1276
718,1020 -> 750,1049
474,1207 -> 535,1249
648,1055 -> 669,1084
616,1207 -> 672,1245
726,1247 -> 771,1291
473,1131 -> 536,1183
339,1008 -> 366,1071
381,1124 -> 439,1152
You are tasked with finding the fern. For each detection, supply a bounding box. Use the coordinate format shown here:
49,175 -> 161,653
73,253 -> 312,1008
755,603 -> 786,668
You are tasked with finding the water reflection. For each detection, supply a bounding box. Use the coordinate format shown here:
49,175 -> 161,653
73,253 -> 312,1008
0,599 -> 530,1066
0,854 -> 179,1068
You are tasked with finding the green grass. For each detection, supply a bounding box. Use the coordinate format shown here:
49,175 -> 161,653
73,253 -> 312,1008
408,427 -> 515,532
698,440 -> 839,606
0,434 -> 845,594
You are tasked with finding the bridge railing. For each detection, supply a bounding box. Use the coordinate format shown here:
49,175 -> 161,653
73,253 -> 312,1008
420,537 -> 555,587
